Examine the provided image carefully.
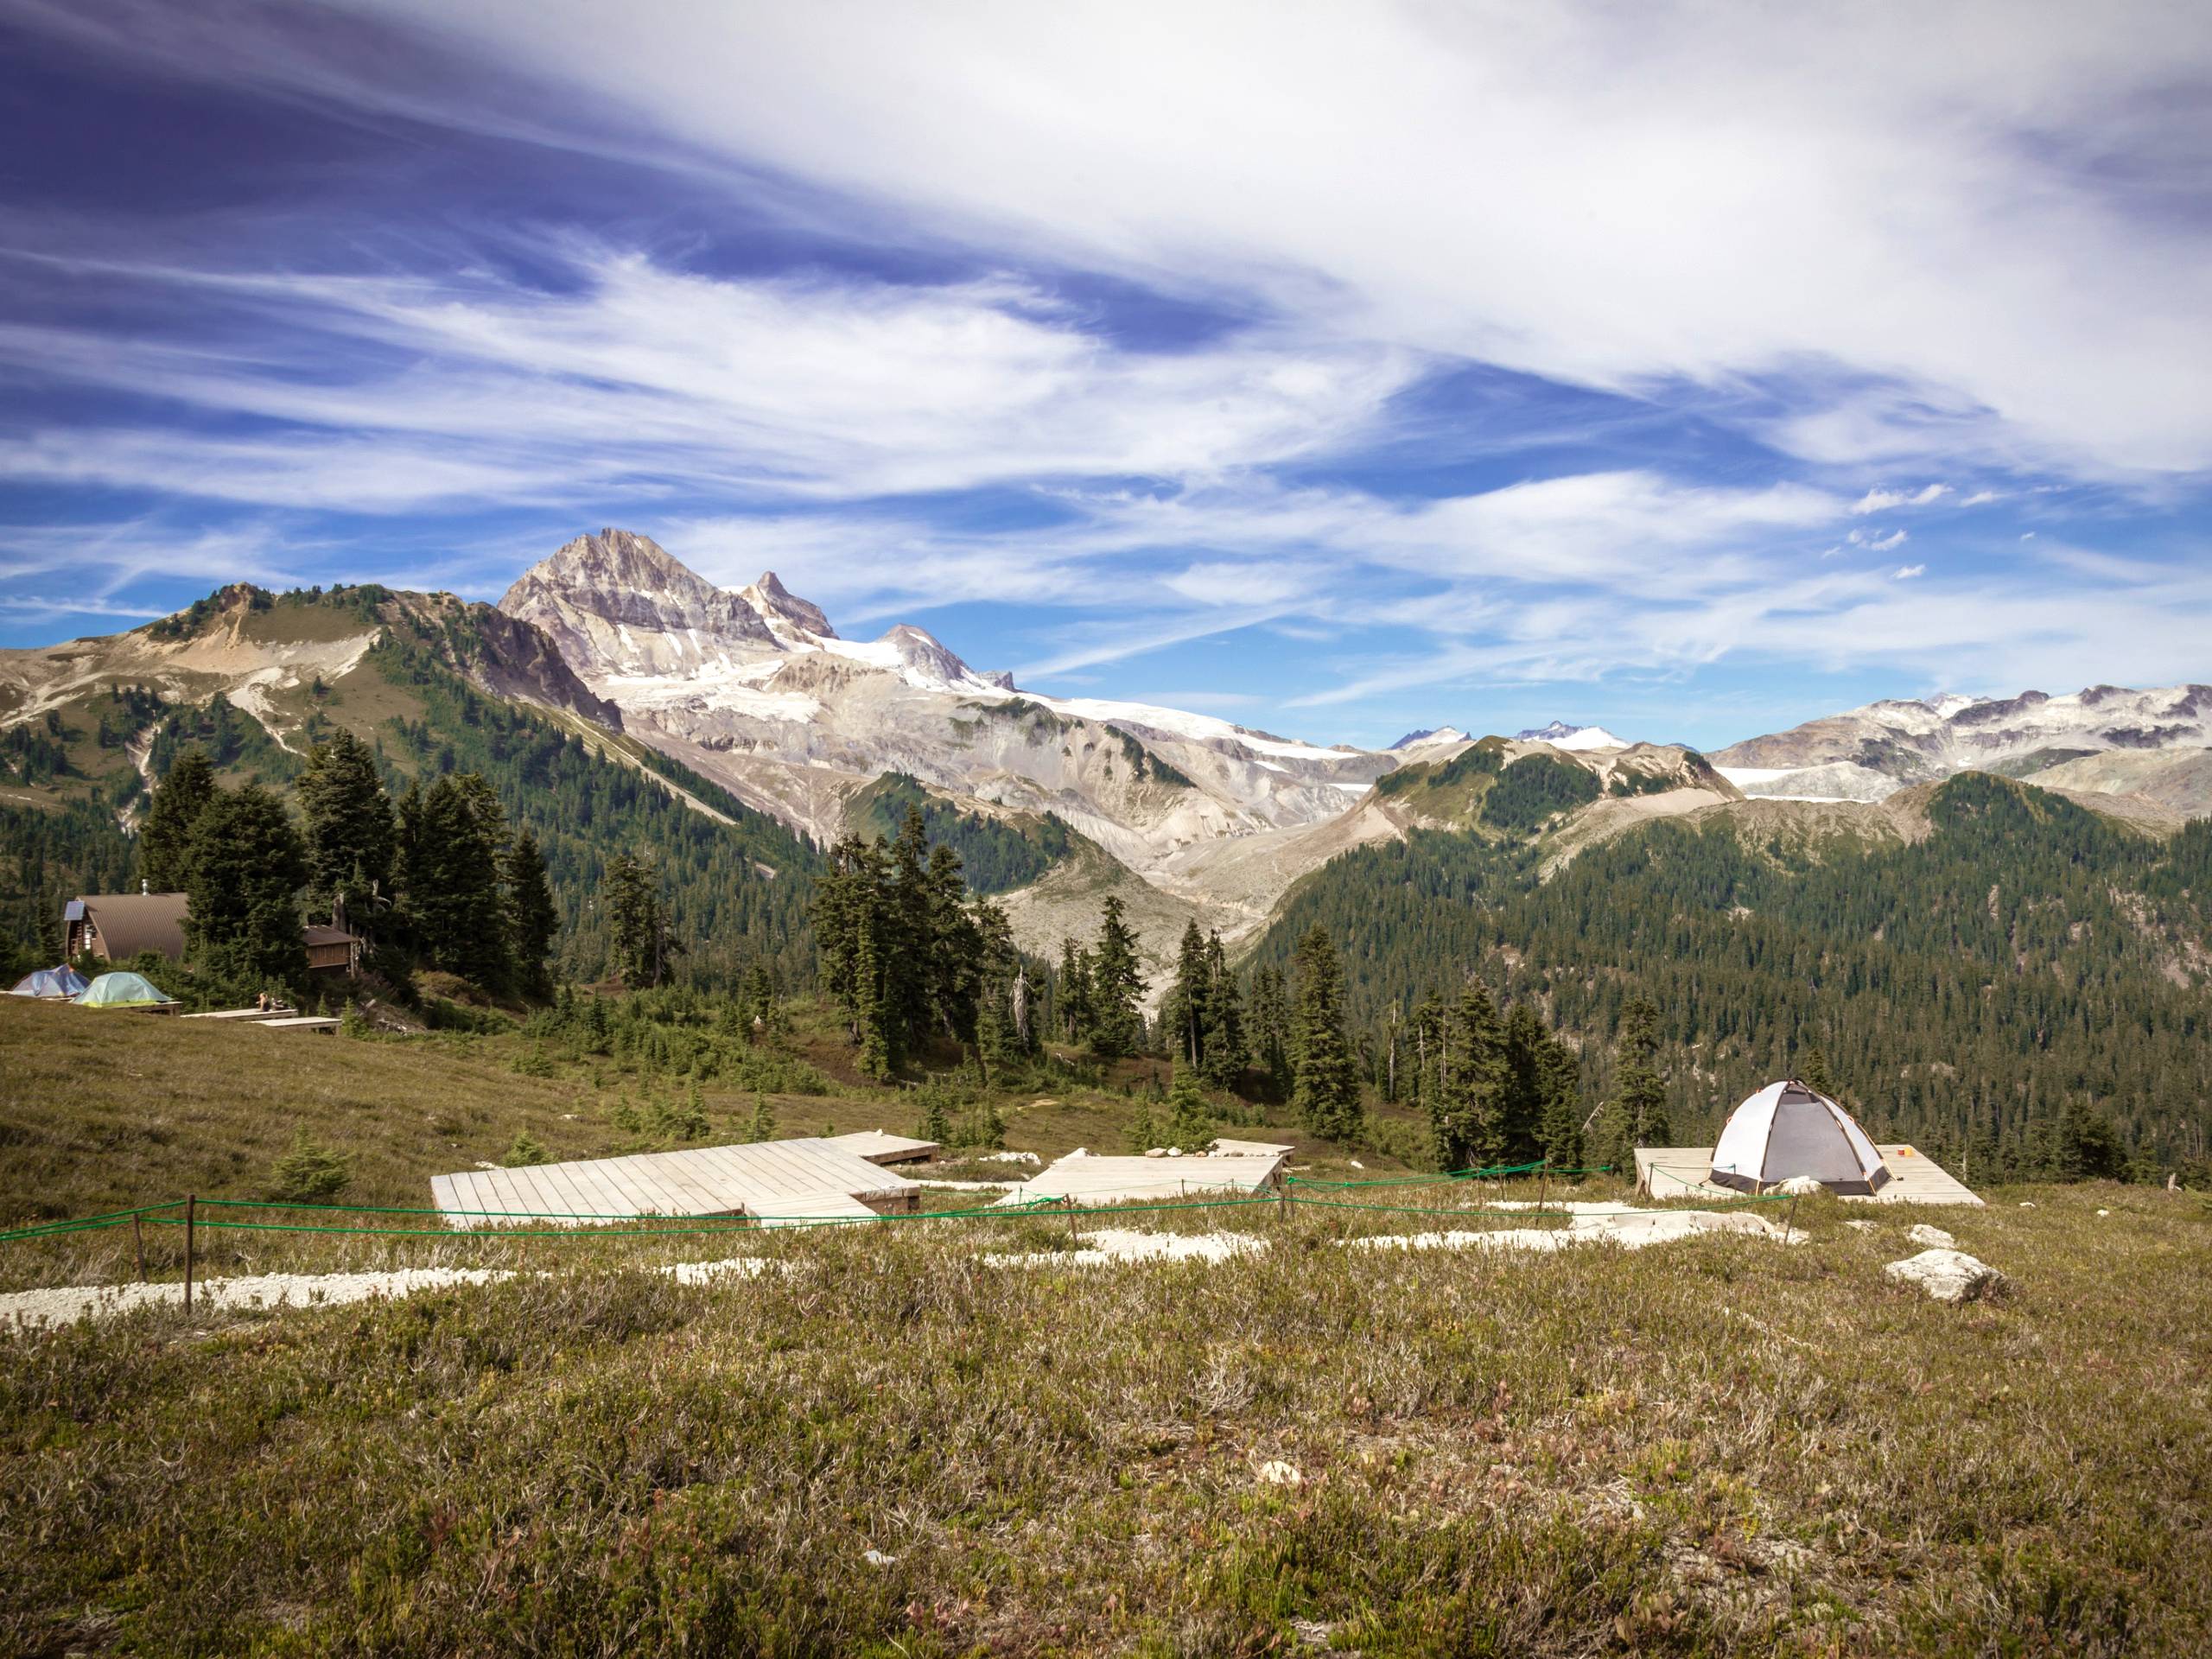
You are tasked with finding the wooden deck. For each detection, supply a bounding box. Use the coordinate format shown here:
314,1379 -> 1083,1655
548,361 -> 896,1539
1636,1144 -> 1984,1207
430,1136 -> 922,1229
1001,1148 -> 1289,1208
181,1006 -> 297,1022
253,1015 -> 340,1034
824,1129 -> 940,1166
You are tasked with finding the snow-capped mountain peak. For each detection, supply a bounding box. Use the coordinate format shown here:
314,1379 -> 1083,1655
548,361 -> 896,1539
737,570 -> 836,641
1516,721 -> 1630,751
1388,726 -> 1469,751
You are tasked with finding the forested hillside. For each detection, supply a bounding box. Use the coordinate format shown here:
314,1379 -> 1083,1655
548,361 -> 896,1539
1251,773 -> 2212,1180
842,771 -> 1075,894
1,585 -> 820,988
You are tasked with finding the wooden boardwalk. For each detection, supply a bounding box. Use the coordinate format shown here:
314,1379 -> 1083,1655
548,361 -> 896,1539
1636,1143 -> 1984,1207
430,1137 -> 921,1229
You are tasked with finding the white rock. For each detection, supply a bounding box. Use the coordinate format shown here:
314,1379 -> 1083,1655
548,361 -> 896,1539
2018,1201 -> 2036,1209
1349,1159 -> 1365,1169
1906,1224 -> 1955,1249
2096,1208 -> 2111,1217
1844,1219 -> 1879,1232
1885,1249 -> 2009,1305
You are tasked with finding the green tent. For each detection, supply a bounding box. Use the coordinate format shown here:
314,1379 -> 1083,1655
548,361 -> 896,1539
78,970 -> 178,1008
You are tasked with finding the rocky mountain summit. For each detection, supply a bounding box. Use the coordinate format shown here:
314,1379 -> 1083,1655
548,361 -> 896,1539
1712,684 -> 2212,804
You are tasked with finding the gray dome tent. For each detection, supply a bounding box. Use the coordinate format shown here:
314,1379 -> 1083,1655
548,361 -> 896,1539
1709,1080 -> 1890,1196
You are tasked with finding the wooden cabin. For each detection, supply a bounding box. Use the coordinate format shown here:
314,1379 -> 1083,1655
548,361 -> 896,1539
64,893 -> 359,979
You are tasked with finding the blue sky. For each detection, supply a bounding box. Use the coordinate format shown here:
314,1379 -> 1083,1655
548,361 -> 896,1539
2,0 -> 2208,751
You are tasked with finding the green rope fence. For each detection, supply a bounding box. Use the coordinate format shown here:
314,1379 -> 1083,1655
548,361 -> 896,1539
3,1160 -> 1829,1252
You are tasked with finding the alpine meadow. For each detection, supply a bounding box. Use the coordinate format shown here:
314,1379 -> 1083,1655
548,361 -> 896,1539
5,3 -> 2212,1654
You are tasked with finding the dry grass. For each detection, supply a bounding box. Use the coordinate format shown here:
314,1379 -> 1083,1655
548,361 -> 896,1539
1,1183 -> 2205,1655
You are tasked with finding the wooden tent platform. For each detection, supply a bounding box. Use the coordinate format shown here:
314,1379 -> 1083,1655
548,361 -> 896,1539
825,1129 -> 940,1166
181,1006 -> 298,1022
254,1015 -> 340,1034
431,1136 -> 922,1229
1000,1148 -> 1289,1208
1636,1144 -> 1984,1206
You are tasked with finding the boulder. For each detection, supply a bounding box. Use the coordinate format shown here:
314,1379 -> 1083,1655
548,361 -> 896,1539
1906,1223 -> 1955,1249
1885,1249 -> 2009,1305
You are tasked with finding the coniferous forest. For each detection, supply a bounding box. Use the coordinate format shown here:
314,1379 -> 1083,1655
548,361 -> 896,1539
1249,772 -> 2212,1182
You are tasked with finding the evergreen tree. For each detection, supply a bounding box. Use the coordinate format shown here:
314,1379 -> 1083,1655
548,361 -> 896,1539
1616,995 -> 1671,1147
1058,936 -> 1095,1043
1432,978 -> 1506,1169
2056,1099 -> 2124,1180
1198,930 -> 1249,1090
137,744 -> 216,892
502,828 -> 559,1001
1289,925 -> 1362,1141
1164,1065 -> 1216,1152
747,1090 -> 778,1143
1497,1001 -> 1551,1164
295,728 -> 394,923
405,772 -> 513,989
1087,894 -> 1147,1059
1160,920 -> 1210,1067
1246,964 -> 1293,1100
1125,1096 -> 1160,1154
185,782 -> 308,989
605,851 -> 666,991
1536,1033 -> 1585,1169
880,806 -> 936,1052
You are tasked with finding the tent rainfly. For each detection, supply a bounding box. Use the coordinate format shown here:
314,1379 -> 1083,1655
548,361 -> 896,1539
76,970 -> 178,1009
1710,1080 -> 1890,1196
8,965 -> 90,999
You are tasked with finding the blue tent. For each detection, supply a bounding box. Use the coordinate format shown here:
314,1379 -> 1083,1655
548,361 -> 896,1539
78,970 -> 177,1008
8,965 -> 91,1000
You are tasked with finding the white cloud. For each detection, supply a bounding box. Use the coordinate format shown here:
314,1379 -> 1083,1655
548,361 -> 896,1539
0,246 -> 1418,512
1894,563 -> 1926,579
1852,482 -> 1950,513
283,0 -> 2212,480
1961,490 -> 1999,505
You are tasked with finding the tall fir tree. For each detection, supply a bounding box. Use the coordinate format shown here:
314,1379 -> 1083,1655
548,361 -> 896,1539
1432,978 -> 1506,1169
1087,893 -> 1147,1059
137,744 -> 216,892
1160,919 -> 1210,1067
1246,963 -> 1293,1100
184,782 -> 308,990
404,772 -> 513,990
1616,995 -> 1671,1147
604,850 -> 666,991
1198,930 -> 1249,1090
502,828 -> 559,1001
295,728 -> 395,924
1289,925 -> 1363,1141
1057,936 -> 1095,1043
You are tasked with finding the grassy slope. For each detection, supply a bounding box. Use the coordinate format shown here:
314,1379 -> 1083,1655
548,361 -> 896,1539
0,996 -> 1391,1285
1,1184 -> 2206,1653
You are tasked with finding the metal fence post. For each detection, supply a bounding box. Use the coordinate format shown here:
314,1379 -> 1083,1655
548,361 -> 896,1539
183,1195 -> 195,1313
132,1211 -> 146,1282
